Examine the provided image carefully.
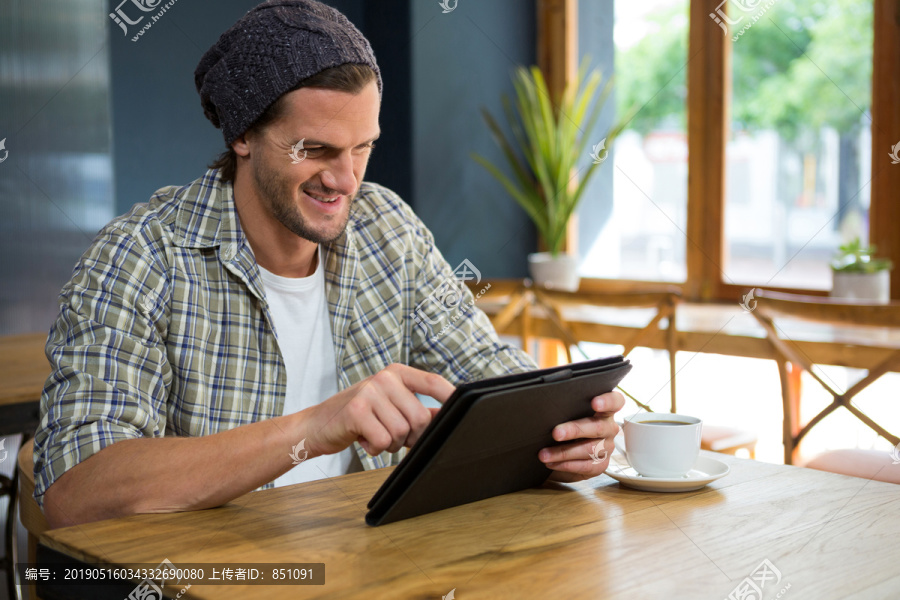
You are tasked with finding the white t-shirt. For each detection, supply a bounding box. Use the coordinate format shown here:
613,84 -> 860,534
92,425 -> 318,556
258,251 -> 357,487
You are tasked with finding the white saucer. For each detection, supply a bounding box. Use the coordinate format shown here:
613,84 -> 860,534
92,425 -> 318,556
604,452 -> 730,492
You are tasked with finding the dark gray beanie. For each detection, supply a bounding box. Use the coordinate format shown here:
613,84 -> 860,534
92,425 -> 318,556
195,0 -> 382,145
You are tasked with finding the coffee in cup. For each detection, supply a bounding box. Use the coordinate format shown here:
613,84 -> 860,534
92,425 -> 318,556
614,413 -> 702,478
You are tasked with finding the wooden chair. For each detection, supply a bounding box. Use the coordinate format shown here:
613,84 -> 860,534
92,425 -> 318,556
805,449 -> 900,484
487,281 -> 681,412
483,280 -> 757,457
752,289 -> 900,480
17,438 -> 48,600
699,425 -> 758,458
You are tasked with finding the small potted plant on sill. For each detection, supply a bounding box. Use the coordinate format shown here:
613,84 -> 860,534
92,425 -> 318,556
472,59 -> 622,291
830,237 -> 893,303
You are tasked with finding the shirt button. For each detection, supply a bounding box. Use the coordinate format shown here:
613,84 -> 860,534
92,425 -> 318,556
222,243 -> 236,261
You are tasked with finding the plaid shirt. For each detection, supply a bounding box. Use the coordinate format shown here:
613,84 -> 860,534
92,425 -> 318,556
34,169 -> 536,509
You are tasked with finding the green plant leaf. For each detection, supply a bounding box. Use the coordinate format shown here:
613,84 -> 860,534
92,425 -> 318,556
471,153 -> 549,237
474,58 -> 624,253
479,107 -> 536,202
831,236 -> 892,272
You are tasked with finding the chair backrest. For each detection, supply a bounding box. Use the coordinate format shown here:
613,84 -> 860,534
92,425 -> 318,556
542,286 -> 682,413
753,289 -> 900,328
472,280 -> 682,413
18,438 -> 49,558
752,289 -> 900,465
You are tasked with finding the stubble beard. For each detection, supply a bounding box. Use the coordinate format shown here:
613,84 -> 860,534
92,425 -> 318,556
252,157 -> 354,244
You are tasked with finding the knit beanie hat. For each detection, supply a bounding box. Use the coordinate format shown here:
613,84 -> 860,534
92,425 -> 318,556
195,0 -> 382,145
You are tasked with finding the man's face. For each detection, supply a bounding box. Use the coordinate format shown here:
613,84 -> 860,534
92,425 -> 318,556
242,80 -> 380,244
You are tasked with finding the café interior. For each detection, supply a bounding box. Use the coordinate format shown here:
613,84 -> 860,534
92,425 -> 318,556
1,0 -> 898,598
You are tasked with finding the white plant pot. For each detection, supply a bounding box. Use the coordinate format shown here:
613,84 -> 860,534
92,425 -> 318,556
527,252 -> 580,292
831,270 -> 891,303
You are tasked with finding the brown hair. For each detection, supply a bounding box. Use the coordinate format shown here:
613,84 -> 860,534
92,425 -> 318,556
208,63 -> 377,183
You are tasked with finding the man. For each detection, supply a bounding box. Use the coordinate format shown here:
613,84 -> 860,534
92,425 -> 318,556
34,0 -> 624,528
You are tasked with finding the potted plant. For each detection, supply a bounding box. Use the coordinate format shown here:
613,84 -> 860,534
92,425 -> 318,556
830,238 -> 893,303
472,59 -> 621,291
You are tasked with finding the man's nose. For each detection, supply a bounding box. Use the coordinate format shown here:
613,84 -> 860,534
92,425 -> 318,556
319,152 -> 356,196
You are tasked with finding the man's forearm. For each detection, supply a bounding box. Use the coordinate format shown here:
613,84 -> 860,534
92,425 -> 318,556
42,411 -> 313,528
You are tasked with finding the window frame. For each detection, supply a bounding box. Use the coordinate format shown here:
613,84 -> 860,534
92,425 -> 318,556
537,0 -> 900,301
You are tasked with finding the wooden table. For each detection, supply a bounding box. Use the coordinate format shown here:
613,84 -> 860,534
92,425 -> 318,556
36,453 -> 900,599
0,332 -> 48,437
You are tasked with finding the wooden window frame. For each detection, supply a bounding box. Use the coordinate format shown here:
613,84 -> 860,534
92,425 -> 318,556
538,0 -> 900,302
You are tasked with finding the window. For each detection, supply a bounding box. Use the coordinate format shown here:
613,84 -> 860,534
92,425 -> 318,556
724,0 -> 873,291
542,0 -> 900,301
576,0 -> 689,283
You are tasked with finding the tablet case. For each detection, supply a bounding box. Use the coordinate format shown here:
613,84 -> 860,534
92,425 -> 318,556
365,356 -> 632,526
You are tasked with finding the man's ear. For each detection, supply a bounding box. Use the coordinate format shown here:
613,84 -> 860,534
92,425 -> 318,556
232,133 -> 251,158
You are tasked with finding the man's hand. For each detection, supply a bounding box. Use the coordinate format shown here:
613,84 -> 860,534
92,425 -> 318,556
538,390 -> 626,483
304,364 -> 456,458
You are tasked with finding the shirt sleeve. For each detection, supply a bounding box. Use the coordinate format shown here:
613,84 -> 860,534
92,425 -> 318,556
404,211 -> 537,384
33,223 -> 173,510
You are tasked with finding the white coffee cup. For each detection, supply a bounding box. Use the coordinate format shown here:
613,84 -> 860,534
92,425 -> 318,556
614,413 -> 702,478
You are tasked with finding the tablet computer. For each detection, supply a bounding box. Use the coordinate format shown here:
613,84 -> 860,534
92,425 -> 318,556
365,356 -> 632,526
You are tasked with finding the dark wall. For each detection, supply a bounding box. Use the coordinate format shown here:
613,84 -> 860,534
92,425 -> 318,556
360,0 -> 412,203
108,0 -> 261,216
411,0 -> 537,278
0,0 -> 114,336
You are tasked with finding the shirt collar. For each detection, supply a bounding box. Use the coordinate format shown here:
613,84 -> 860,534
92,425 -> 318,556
172,169 -> 239,250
